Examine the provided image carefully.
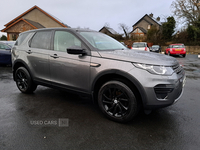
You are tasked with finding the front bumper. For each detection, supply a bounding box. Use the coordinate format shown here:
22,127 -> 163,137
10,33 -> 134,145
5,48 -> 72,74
170,51 -> 186,55
128,64 -> 186,110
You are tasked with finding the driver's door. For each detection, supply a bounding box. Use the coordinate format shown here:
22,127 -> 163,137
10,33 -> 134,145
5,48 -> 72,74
49,30 -> 91,93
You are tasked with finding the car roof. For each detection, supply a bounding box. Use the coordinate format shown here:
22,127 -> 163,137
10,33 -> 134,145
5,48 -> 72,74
20,28 -> 97,35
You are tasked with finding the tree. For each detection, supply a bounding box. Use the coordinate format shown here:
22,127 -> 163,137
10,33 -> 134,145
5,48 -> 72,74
147,25 -> 160,43
187,17 -> 200,41
171,0 -> 200,25
0,35 -> 7,41
119,23 -> 130,39
162,16 -> 176,41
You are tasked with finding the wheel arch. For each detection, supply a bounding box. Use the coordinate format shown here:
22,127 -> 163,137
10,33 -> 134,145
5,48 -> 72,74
91,69 -> 147,107
13,60 -> 33,81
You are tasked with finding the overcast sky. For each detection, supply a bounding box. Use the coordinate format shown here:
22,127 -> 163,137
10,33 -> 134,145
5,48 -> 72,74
0,0 -> 174,36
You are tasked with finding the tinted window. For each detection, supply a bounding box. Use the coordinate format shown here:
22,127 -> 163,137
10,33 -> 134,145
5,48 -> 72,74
30,31 -> 52,49
15,33 -> 30,46
54,31 -> 82,52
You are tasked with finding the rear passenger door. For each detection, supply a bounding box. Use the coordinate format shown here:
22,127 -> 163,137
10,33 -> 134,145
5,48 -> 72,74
49,30 -> 91,93
28,31 -> 52,83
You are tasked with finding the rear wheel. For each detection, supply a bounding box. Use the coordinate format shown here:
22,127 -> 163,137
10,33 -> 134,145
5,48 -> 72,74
15,67 -> 37,93
182,54 -> 186,57
98,80 -> 139,123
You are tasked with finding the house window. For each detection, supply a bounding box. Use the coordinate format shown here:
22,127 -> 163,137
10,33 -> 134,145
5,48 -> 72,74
148,25 -> 151,29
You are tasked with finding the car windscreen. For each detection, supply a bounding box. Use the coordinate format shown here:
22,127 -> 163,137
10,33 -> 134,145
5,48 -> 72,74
1,41 -> 15,48
172,45 -> 184,48
79,32 -> 127,50
132,43 -> 146,48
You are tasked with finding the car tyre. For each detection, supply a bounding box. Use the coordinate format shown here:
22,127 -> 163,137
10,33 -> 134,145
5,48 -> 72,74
98,80 -> 139,123
182,54 -> 186,57
168,52 -> 171,56
15,67 -> 37,93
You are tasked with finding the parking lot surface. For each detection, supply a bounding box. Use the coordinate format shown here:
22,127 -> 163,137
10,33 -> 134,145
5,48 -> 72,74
0,54 -> 200,150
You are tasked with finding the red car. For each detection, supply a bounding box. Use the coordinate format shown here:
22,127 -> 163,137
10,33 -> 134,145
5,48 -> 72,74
165,44 -> 186,57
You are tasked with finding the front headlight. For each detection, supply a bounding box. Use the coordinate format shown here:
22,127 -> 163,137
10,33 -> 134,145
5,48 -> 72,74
133,63 -> 174,75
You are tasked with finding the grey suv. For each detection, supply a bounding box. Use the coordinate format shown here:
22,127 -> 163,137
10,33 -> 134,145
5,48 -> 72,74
12,28 -> 186,123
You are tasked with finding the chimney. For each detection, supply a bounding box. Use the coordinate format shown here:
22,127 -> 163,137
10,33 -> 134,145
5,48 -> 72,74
149,13 -> 153,18
156,17 -> 160,21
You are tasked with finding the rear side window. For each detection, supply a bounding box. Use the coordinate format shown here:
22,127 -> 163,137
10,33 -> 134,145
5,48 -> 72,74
15,32 -> 30,46
30,31 -> 52,49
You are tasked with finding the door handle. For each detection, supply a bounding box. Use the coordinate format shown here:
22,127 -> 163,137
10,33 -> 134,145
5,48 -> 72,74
50,54 -> 59,59
90,63 -> 101,67
26,50 -> 32,54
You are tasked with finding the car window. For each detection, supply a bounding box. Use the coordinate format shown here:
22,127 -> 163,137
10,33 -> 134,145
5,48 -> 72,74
172,45 -> 184,48
54,31 -> 82,52
152,45 -> 159,48
79,32 -> 126,50
0,43 -> 10,50
30,31 -> 52,49
132,43 -> 146,48
15,32 -> 30,46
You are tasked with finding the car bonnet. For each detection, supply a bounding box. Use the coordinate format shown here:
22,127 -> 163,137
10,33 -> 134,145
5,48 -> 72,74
98,49 -> 178,66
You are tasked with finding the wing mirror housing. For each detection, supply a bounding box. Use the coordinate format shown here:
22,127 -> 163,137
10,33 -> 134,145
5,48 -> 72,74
67,46 -> 87,55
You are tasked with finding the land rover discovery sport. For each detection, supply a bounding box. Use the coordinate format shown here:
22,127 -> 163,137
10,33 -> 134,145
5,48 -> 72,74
12,28 -> 186,123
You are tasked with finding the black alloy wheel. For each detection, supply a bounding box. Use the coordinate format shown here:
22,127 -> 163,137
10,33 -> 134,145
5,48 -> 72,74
98,80 -> 139,123
15,67 -> 37,93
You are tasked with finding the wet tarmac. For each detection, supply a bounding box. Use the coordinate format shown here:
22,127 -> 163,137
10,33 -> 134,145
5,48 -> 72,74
0,54 -> 200,150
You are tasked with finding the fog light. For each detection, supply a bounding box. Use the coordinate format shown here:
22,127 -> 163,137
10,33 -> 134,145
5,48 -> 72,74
154,84 -> 174,100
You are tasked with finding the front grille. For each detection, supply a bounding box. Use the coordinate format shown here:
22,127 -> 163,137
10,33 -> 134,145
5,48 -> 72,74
172,63 -> 183,75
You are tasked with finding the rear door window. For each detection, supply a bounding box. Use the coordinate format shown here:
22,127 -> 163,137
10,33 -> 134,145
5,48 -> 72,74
30,31 -> 52,50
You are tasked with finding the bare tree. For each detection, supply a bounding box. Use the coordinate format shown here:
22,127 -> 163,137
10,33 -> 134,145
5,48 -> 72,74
104,22 -> 110,28
119,23 -> 130,39
171,0 -> 200,25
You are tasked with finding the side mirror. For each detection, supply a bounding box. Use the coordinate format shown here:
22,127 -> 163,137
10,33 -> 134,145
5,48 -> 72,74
67,46 -> 87,55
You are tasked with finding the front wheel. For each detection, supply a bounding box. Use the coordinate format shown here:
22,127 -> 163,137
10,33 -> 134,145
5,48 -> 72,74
98,81 -> 139,123
15,67 -> 37,93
